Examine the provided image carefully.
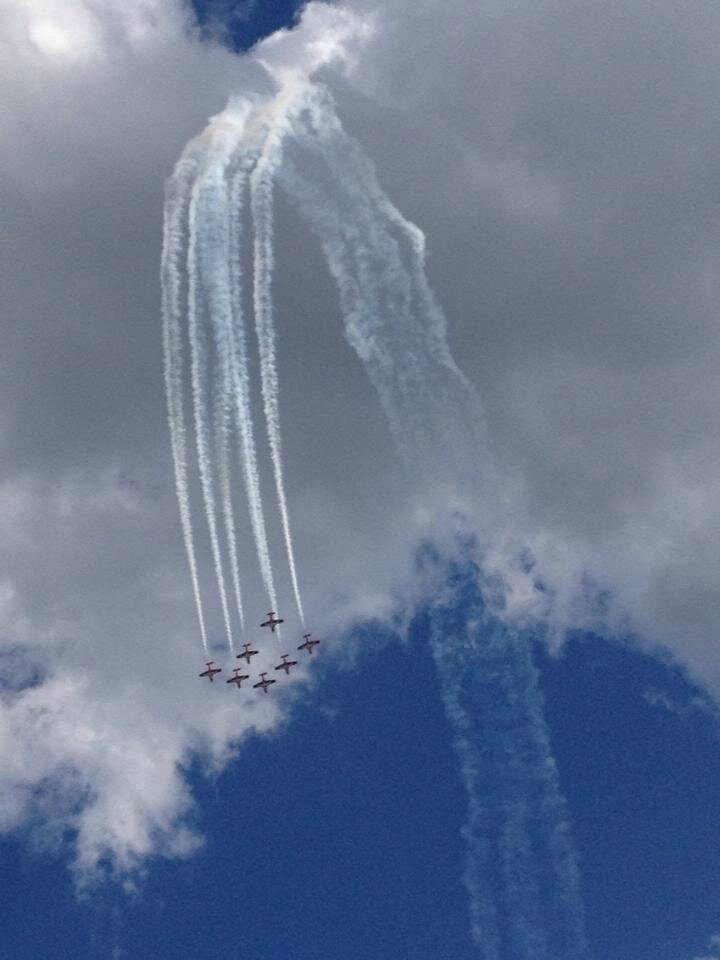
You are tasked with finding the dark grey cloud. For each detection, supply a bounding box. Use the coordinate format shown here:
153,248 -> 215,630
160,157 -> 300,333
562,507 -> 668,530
339,0 -> 720,680
1,0 -> 720,871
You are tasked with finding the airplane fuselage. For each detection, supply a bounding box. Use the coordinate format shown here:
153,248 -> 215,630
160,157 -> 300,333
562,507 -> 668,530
227,670 -> 249,688
253,672 -> 276,694
275,656 -> 298,675
261,612 -> 284,633
199,662 -> 222,682
298,636 -> 320,654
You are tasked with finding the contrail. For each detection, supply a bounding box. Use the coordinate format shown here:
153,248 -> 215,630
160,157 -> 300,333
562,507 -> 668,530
161,150 -> 208,653
227,162 -> 279,613
196,144 -> 247,637
187,157 -> 236,654
165,78 -> 586,955
215,365 -> 245,636
185,108 -> 273,640
261,80 -> 584,956
161,103 -> 283,652
429,557 -> 589,960
250,129 -> 305,626
276,84 -> 487,491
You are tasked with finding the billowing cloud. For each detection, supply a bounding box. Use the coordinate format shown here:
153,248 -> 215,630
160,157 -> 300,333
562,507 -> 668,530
2,0 -> 720,878
341,0 -> 720,686
0,0 -> 424,879
254,2 -> 375,82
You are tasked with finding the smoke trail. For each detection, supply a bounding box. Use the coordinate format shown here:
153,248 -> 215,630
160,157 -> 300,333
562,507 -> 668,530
188,104 -> 281,627
227,163 -> 279,613
164,78 -> 586,954
162,102 -> 282,651
255,80 -> 584,956
196,147 -> 247,638
276,85 -> 489,495
187,159 -> 236,653
161,151 -> 208,653
215,369 -> 245,636
184,107 -> 274,640
250,132 -> 305,626
429,557 -> 589,960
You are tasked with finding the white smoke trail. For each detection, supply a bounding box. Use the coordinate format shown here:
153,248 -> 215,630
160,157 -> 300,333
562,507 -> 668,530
275,84 -> 489,496
227,163 -> 279,613
164,76 -> 585,954
215,375 -> 245,636
187,104 -> 282,630
162,101 -> 284,650
195,142 -> 247,638
254,80 -> 584,957
187,159 -> 236,653
161,151 -> 208,654
250,129 -> 305,626
429,582 -> 589,960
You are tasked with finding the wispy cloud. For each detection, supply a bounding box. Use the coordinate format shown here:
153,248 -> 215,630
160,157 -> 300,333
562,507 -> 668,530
695,934 -> 720,960
429,554 -> 588,959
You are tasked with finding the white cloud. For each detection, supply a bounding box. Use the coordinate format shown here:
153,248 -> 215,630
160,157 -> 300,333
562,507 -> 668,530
0,0 -> 314,877
254,2 -> 375,83
695,934 -> 720,960
1,0 -> 183,62
3,0 -> 720,881
337,0 -> 720,689
0,470 -> 288,875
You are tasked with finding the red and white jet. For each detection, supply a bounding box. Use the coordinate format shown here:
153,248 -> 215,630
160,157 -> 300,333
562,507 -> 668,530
237,643 -> 259,665
253,672 -> 277,694
274,654 -> 298,675
260,612 -> 284,633
226,667 -> 250,689
298,633 -> 320,655
199,661 -> 222,682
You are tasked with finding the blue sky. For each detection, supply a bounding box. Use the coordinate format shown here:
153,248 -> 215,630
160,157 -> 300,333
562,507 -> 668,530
4,1 -> 720,959
5,598 -> 720,959
190,0 -> 306,50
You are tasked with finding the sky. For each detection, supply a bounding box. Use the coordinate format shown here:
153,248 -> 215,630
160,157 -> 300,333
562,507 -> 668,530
2,1 -> 720,958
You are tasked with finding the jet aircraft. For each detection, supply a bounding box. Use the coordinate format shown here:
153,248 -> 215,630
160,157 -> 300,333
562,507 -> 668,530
199,662 -> 222,682
227,667 -> 250,689
237,643 -> 259,665
298,633 -> 320,655
260,611 -> 284,633
253,672 -> 277,694
274,654 -> 298,675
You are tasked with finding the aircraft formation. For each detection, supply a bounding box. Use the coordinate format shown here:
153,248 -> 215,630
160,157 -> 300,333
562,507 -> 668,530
198,612 -> 320,694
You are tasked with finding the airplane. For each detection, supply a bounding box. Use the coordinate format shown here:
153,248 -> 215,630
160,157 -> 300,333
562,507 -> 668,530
226,667 -> 250,689
274,654 -> 298,675
260,611 -> 284,633
237,643 -> 259,665
199,662 -> 222,682
298,633 -> 320,655
253,672 -> 277,694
